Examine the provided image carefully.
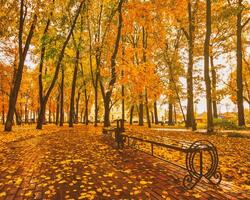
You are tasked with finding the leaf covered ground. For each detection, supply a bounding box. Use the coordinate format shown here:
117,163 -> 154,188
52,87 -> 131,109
0,125 -> 249,199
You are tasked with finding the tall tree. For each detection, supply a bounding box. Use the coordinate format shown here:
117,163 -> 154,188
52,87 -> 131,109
36,1 -> 84,129
236,0 -> 249,126
204,0 -> 213,132
5,0 -> 38,131
99,0 -> 124,127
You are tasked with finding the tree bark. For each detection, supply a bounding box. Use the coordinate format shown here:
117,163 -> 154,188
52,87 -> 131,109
145,89 -> 151,128
138,101 -> 144,126
84,87 -> 89,125
210,55 -> 218,118
59,67 -> 64,126
75,91 -> 80,124
121,71 -> 125,122
2,99 -> 4,125
55,91 -> 60,125
130,105 -> 134,125
69,49 -> 79,127
236,0 -> 245,126
151,111 -> 154,124
168,103 -> 174,125
48,99 -> 52,123
204,0 -> 213,132
186,2 -> 196,130
154,101 -> 158,124
15,109 -> 21,125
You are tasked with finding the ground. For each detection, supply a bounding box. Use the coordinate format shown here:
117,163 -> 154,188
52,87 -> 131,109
0,125 -> 249,199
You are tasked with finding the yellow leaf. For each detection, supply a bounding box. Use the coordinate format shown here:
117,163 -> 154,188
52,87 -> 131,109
139,180 -> 147,185
0,192 -> 6,197
193,193 -> 202,198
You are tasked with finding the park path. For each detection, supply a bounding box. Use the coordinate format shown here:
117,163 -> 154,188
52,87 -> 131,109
0,126 -> 247,199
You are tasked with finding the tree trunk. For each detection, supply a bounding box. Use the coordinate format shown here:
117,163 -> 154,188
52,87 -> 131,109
168,103 -> 174,125
145,89 -> 151,128
69,49 -> 79,127
60,68 -> 64,126
75,91 -> 80,124
36,102 -> 46,129
25,102 -> 28,123
55,92 -> 60,125
15,109 -> 21,125
186,2 -> 196,130
204,0 -> 213,132
138,101 -> 144,126
130,105 -> 134,125
122,75 -> 125,123
94,71 -> 99,126
151,111 -> 154,124
84,88 -> 89,125
154,101 -> 158,124
5,0 -> 37,131
103,96 -> 111,127
236,0 -> 245,126
210,55 -> 218,118
2,102 -> 4,125
48,99 -> 52,123
174,104 -> 177,124
80,108 -> 84,123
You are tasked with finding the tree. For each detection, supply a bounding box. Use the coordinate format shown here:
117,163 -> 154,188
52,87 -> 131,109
99,0 -> 124,127
5,0 -> 38,131
204,0 -> 213,132
235,0 -> 249,126
36,0 -> 84,129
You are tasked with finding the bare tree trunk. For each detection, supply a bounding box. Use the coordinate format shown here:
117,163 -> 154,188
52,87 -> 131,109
204,0 -> 213,132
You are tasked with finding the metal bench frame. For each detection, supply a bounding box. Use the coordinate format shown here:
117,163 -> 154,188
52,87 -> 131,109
123,135 -> 222,189
103,122 -> 222,189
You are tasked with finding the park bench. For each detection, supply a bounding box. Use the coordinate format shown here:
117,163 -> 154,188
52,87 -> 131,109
123,135 -> 222,189
104,126 -> 222,190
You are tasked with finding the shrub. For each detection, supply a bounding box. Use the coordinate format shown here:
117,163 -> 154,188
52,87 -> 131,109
213,118 -> 239,130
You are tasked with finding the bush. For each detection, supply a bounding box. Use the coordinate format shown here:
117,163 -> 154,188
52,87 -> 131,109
213,118 -> 239,130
